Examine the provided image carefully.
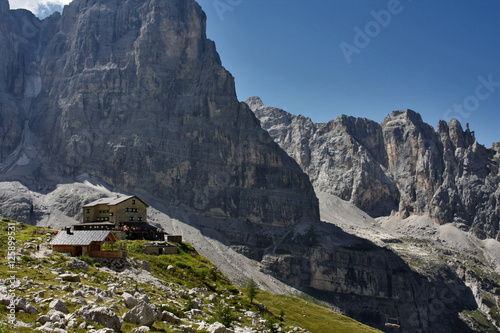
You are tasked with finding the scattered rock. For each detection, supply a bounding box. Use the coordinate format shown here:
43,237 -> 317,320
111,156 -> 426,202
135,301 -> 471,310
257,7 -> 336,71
49,299 -> 69,313
179,324 -> 196,333
67,258 -> 89,271
161,310 -> 182,325
37,314 -> 50,324
62,285 -> 74,292
70,296 -> 87,306
59,274 -> 81,282
13,296 -> 40,314
122,301 -> 161,327
207,322 -> 231,333
122,292 -> 138,308
76,305 -> 122,331
139,260 -> 151,272
35,322 -> 56,332
87,328 -> 116,333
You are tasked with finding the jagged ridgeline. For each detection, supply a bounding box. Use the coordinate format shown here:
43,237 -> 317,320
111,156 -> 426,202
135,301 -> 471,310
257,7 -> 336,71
248,97 -> 500,240
0,0 -> 318,227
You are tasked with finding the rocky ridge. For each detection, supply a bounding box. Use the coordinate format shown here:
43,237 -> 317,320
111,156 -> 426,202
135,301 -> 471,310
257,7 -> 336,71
247,96 -> 500,240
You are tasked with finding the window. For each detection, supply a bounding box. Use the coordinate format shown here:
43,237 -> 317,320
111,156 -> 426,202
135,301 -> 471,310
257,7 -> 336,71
129,217 -> 134,222
138,217 -> 142,222
132,199 -> 136,204
109,212 -> 113,216
126,208 -> 129,212
86,217 -> 90,222
86,209 -> 90,214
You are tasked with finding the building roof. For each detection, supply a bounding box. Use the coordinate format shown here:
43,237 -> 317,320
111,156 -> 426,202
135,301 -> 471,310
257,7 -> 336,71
50,230 -> 114,246
73,222 -> 116,227
83,195 -> 148,208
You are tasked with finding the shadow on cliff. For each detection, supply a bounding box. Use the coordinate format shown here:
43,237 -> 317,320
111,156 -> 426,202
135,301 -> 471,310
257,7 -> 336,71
257,220 -> 478,333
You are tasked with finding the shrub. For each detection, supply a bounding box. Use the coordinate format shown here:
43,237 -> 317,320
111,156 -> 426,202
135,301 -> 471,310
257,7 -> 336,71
20,255 -> 32,262
211,303 -> 236,327
79,254 -> 94,266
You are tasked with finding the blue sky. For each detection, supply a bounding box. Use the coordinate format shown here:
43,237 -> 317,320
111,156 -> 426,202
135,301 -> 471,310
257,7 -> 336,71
10,0 -> 500,146
195,0 -> 500,147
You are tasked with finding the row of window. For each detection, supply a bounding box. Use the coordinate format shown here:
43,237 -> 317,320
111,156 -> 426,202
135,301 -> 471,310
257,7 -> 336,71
85,216 -> 142,222
85,208 -> 140,214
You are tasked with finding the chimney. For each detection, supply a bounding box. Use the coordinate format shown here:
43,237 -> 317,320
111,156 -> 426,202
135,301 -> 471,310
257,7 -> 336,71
66,227 -> 73,235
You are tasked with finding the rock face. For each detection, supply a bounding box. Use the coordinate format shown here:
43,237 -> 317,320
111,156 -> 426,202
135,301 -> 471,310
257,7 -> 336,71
248,97 -> 500,240
0,0 -> 318,229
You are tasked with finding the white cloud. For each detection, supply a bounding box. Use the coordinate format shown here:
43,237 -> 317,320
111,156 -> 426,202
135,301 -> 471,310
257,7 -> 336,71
8,0 -> 72,14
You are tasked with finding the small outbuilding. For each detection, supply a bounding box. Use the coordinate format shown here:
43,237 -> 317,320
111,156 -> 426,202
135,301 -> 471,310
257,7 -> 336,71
144,241 -> 177,255
50,228 -> 127,258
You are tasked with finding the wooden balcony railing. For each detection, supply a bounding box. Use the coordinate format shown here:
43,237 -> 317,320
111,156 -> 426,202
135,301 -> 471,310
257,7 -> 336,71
89,251 -> 127,258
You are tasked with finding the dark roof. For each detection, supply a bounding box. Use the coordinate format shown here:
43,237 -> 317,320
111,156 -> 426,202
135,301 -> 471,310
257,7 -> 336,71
83,195 -> 149,208
50,230 -> 113,246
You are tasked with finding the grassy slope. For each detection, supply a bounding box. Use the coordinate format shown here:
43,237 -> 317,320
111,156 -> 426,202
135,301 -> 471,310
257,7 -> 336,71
0,218 -> 382,333
256,291 -> 383,333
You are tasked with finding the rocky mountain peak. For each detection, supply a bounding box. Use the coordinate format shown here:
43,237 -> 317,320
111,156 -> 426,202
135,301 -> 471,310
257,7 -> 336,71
249,98 -> 500,239
0,0 -> 319,232
246,96 -> 264,108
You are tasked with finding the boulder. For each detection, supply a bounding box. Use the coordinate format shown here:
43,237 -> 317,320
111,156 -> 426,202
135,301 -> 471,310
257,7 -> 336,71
139,260 -> 151,272
132,326 -> 151,333
122,301 -> 161,327
59,274 -> 81,282
14,296 -> 40,314
122,292 -> 138,308
49,299 -> 69,313
207,322 -> 231,333
67,258 -> 89,271
88,329 -> 116,333
62,285 -> 74,292
70,296 -> 87,306
47,309 -> 66,324
34,322 -> 56,332
76,305 -> 122,331
161,310 -> 182,325
179,324 -> 195,333
37,314 -> 50,325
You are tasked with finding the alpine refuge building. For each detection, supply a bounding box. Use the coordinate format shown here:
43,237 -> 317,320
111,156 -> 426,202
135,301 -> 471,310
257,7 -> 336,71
50,229 -> 127,258
75,195 -> 164,240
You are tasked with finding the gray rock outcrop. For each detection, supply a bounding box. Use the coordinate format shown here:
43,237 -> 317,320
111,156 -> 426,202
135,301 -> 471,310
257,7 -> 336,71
248,97 -> 500,240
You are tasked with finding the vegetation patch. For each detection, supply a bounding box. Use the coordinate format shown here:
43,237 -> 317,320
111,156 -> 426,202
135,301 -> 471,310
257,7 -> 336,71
255,290 -> 383,333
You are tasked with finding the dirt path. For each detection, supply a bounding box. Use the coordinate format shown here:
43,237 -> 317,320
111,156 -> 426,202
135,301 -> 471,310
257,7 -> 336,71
32,243 -> 52,259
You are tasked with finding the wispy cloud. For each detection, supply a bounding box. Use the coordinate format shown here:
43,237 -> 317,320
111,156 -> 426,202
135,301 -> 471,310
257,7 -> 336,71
9,0 -> 72,15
